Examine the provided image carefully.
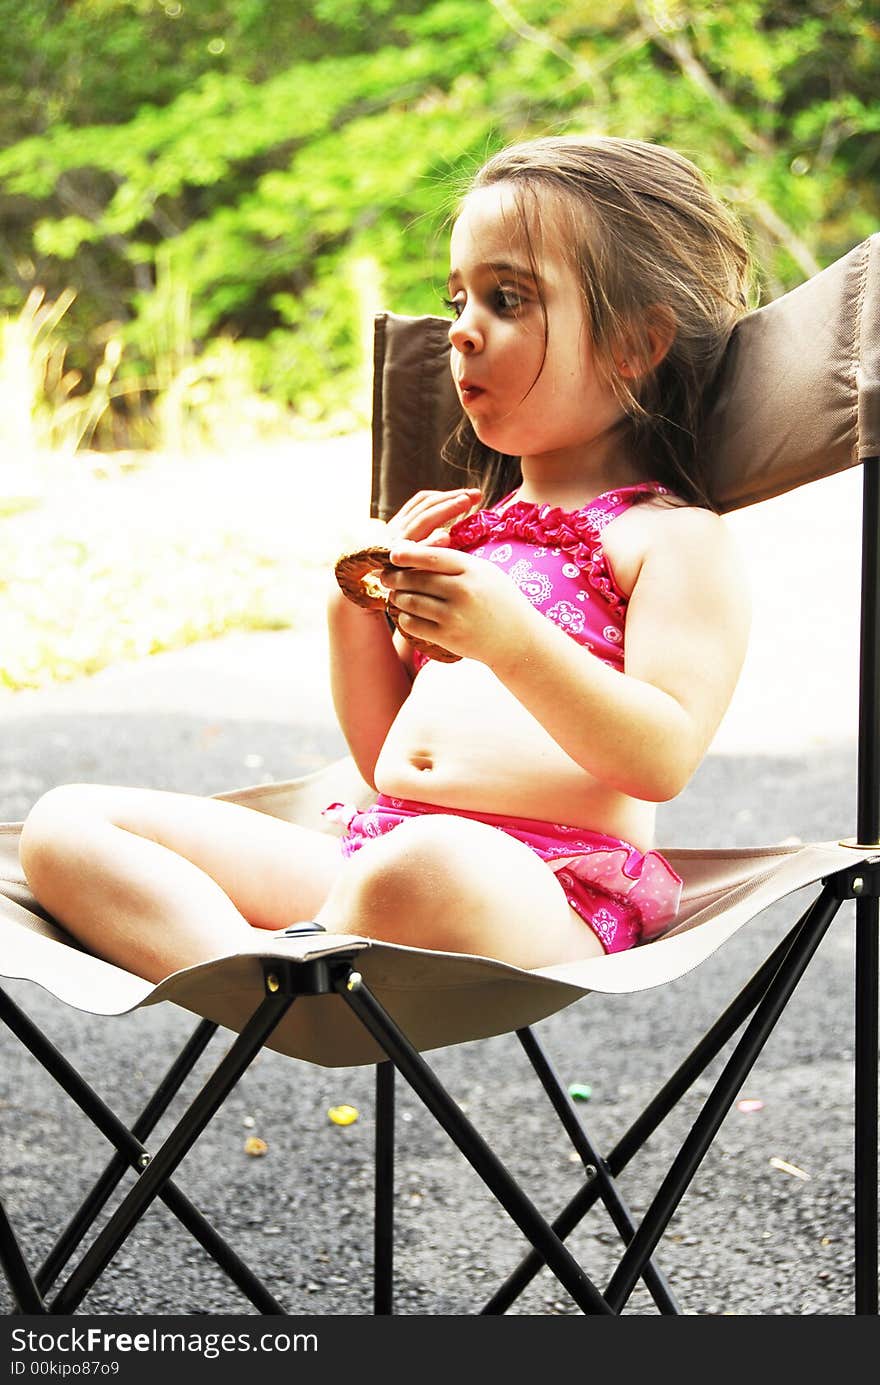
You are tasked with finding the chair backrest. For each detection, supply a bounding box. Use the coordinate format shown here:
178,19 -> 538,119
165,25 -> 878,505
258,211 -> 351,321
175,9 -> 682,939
370,233 -> 879,520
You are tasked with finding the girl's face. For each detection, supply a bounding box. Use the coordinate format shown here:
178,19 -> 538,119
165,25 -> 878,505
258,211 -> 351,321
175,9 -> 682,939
447,183 -> 624,474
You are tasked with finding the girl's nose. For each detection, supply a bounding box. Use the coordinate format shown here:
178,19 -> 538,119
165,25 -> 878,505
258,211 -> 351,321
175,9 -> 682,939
448,306 -> 483,354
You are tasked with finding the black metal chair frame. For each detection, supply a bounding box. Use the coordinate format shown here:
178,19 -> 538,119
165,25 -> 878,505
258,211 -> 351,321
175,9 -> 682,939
2,447 -> 878,1313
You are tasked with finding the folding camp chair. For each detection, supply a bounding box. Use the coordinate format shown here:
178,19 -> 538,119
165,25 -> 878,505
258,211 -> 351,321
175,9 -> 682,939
1,232 -> 878,1317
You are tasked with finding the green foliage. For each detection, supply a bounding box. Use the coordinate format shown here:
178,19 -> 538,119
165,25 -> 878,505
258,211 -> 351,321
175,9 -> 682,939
0,0 -> 876,434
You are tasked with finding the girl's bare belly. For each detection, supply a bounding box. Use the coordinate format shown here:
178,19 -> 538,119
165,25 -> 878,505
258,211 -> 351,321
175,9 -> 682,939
372,658 -> 657,851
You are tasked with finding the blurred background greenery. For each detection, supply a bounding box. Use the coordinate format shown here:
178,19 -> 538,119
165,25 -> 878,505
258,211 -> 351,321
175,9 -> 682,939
0,0 -> 877,689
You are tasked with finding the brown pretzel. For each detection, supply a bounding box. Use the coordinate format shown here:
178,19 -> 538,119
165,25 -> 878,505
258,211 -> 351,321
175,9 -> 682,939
333,545 -> 461,664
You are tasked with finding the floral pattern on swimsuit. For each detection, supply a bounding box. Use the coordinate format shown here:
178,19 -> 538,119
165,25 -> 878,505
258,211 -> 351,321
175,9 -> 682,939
411,482 -> 671,673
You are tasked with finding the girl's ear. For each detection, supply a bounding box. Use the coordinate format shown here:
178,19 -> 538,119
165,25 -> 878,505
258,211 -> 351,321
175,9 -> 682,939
614,306 -> 676,380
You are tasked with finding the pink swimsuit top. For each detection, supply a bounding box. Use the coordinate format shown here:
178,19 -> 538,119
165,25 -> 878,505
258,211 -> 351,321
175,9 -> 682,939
412,481 -> 672,673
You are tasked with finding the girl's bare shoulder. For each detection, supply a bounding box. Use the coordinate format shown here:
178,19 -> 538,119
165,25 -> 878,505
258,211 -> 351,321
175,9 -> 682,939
604,495 -> 744,601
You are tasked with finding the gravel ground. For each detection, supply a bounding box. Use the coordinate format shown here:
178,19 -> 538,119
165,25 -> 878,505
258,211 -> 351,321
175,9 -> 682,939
0,452 -> 870,1320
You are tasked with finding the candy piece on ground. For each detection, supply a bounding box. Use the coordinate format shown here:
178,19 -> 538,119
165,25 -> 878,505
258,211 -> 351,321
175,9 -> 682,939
568,1083 -> 593,1102
328,1104 -> 359,1127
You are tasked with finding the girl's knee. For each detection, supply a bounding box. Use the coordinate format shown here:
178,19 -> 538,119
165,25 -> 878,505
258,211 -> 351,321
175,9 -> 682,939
351,815 -> 486,896
20,784 -> 111,876
319,814 -> 519,948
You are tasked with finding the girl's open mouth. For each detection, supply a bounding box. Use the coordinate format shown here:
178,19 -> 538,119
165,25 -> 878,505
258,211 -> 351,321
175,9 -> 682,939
459,383 -> 485,405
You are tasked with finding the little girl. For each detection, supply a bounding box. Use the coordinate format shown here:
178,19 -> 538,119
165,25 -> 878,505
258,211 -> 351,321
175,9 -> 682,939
19,135 -> 752,982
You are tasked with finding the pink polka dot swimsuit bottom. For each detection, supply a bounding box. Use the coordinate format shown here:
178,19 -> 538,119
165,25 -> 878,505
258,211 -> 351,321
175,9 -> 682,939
323,796 -> 682,955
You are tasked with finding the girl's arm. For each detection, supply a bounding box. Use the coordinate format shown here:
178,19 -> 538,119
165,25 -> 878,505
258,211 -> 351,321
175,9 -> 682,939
328,487 -> 482,786
327,586 -> 414,787
387,507 -> 750,802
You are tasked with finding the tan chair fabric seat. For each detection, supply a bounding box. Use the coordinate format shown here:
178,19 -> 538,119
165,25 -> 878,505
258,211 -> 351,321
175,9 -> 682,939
2,763 -> 874,1067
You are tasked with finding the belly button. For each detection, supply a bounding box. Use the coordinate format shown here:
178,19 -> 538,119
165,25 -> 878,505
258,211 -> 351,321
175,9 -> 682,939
411,752 -> 433,771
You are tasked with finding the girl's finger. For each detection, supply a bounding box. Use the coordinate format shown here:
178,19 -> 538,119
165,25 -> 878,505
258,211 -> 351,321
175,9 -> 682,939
388,540 -> 469,572
394,607 -> 442,640
384,567 -> 441,595
401,526 -> 455,548
390,589 -> 445,620
390,493 -> 439,527
395,487 -> 478,518
410,489 -> 480,520
406,487 -> 480,515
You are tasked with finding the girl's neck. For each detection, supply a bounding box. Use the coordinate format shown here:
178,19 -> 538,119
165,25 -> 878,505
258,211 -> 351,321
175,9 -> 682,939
515,449 -> 653,511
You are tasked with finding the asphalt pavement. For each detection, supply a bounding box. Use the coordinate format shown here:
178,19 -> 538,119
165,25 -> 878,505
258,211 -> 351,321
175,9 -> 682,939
0,464 -> 868,1317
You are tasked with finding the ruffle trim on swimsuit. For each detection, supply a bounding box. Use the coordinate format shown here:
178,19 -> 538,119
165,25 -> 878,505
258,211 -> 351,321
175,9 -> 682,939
446,482 -> 671,619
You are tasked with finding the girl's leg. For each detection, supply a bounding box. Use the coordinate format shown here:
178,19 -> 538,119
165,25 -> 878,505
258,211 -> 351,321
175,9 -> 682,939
316,813 -> 605,968
19,784 -> 344,983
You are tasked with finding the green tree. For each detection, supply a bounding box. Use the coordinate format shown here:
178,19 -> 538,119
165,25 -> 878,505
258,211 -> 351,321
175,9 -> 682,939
0,0 -> 875,429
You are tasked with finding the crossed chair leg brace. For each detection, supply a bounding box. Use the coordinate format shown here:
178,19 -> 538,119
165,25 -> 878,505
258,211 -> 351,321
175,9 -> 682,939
1,852 -> 876,1317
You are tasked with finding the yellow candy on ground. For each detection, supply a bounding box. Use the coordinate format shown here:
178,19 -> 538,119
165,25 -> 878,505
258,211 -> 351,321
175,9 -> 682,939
244,1135 -> 268,1156
328,1104 -> 359,1127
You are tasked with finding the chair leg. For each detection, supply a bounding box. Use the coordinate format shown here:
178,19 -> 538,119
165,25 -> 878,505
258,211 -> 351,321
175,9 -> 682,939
0,1197 -> 45,1314
338,969 -> 614,1315
855,891 -> 879,1313
374,1061 -> 395,1314
37,1018 -> 218,1295
49,989 -> 295,1315
0,986 -> 285,1315
855,454 -> 880,1314
515,1026 -> 681,1314
604,882 -> 841,1312
483,922 -> 801,1312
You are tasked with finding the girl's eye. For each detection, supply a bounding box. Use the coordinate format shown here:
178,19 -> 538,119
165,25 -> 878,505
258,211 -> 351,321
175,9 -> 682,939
493,287 -> 523,315
442,287 -> 525,320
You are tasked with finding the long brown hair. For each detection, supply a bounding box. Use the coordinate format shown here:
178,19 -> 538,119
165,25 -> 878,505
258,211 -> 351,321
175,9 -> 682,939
443,135 -> 755,509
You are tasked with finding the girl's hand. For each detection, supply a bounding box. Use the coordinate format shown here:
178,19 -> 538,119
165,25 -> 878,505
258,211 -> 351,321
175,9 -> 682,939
385,540 -> 537,666
385,488 -> 483,546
